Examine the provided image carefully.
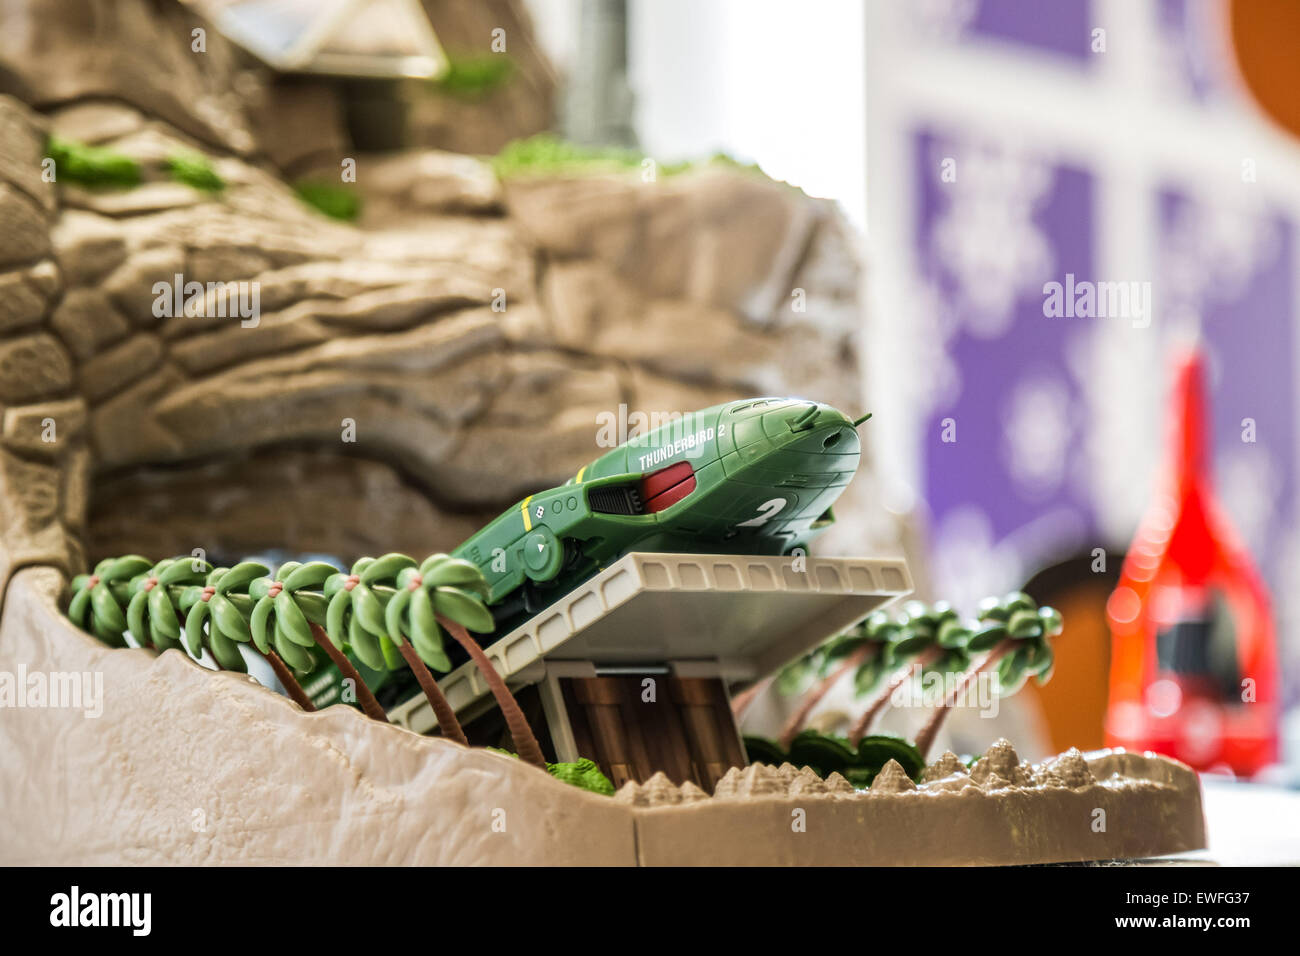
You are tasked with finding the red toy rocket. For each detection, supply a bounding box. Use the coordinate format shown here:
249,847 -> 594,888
1105,347 -> 1279,776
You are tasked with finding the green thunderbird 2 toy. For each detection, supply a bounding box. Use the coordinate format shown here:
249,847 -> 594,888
306,397 -> 870,709
455,397 -> 870,631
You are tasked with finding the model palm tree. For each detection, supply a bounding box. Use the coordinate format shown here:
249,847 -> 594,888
126,554 -> 314,712
177,561 -> 271,672
317,553 -> 468,744
912,592 -> 1061,759
245,560 -> 357,713
65,552 -> 542,770
729,676 -> 772,719
239,556 -> 379,723
67,555 -> 152,645
124,557 -> 209,653
777,613 -> 895,748
384,553 -> 547,769
845,601 -> 968,743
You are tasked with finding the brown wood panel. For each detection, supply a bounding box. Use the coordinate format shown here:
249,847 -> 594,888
671,677 -> 747,790
558,674 -> 747,792
569,677 -> 637,787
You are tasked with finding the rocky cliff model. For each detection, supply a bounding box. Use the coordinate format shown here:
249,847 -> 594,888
0,15 -> 871,587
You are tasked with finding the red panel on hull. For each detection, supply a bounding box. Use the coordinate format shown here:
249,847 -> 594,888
641,461 -> 697,513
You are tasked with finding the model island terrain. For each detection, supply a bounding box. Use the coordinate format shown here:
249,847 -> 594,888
42,399 -> 1206,865
0,0 -> 1204,865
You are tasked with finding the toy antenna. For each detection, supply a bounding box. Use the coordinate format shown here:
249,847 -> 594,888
852,413 -> 873,427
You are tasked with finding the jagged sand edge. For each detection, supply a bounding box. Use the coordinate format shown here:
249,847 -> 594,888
0,568 -> 1206,866
622,750 -> 1207,866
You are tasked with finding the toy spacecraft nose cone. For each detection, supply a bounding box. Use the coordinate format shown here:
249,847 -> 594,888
761,401 -> 861,457
787,402 -> 823,432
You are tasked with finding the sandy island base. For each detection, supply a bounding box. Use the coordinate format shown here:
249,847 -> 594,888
0,568 -> 1205,865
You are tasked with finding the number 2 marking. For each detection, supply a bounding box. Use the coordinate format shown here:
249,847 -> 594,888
736,497 -> 787,528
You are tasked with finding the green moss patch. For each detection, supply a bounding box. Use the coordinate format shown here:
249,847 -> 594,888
546,758 -> 616,796
166,151 -> 224,192
48,137 -> 227,194
294,181 -> 362,221
490,748 -> 616,796
433,53 -> 516,98
491,133 -> 643,177
491,133 -> 767,182
46,137 -> 141,189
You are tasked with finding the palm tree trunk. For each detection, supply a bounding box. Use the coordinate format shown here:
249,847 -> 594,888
308,623 -> 389,723
848,644 -> 943,744
913,638 -> 1016,760
396,639 -> 469,746
261,648 -> 317,711
730,676 -> 772,719
437,614 -> 547,770
779,644 -> 878,748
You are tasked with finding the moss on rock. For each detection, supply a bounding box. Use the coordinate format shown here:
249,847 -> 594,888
491,133 -> 766,182
47,137 -> 141,188
165,151 -> 224,192
433,54 -> 516,99
294,180 -> 362,221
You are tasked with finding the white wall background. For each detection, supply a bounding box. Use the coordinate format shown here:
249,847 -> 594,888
524,0 -> 868,229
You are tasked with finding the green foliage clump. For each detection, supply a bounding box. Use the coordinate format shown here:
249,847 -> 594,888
46,137 -> 141,189
46,137 -> 225,194
490,133 -> 769,182
489,749 -> 615,796
166,151 -> 224,192
294,181 -> 362,221
433,53 -> 516,98
546,758 -> 615,796
744,730 -> 925,789
777,592 -> 1062,708
970,591 -> 1062,691
491,133 -> 643,177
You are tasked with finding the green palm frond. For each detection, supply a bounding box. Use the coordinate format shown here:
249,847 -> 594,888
382,553 -> 495,672
124,557 -> 211,651
249,561 -> 336,673
324,553 -> 416,672
67,554 -> 152,646
980,592 -> 1062,692
178,561 -> 269,673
